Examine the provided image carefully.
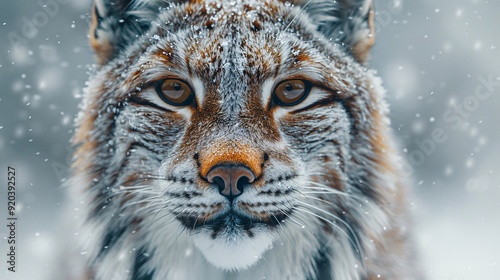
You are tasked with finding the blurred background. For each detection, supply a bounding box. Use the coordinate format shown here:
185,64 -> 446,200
1,0 -> 499,279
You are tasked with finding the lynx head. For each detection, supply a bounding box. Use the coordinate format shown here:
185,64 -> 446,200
73,0 -> 398,277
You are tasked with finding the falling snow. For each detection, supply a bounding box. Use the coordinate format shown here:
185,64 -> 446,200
0,0 -> 499,280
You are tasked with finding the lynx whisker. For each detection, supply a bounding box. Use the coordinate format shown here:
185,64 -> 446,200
300,185 -> 350,197
65,0 -> 418,278
296,201 -> 363,256
294,207 -> 362,258
282,0 -> 313,34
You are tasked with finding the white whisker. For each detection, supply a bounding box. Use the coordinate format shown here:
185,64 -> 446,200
296,201 -> 363,258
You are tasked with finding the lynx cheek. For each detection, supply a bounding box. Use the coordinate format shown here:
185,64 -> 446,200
68,0 -> 419,279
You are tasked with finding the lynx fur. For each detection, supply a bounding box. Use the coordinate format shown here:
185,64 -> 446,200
62,0 -> 420,279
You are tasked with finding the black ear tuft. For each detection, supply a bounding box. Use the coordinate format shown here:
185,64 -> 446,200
297,0 -> 375,64
90,0 -> 164,65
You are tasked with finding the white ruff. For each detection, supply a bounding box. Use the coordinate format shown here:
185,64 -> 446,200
62,0 -> 420,279
192,230 -> 274,271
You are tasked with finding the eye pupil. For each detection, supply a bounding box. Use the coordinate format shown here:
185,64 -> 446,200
173,83 -> 181,91
285,83 -> 293,91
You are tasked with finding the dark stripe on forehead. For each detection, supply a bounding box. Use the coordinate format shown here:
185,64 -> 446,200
218,29 -> 249,116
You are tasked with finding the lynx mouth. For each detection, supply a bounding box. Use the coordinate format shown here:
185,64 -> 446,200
177,208 -> 290,234
188,208 -> 282,270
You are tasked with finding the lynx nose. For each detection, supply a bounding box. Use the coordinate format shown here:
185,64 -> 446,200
207,164 -> 255,202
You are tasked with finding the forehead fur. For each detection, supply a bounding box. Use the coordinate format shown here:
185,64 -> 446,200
100,0 -> 364,100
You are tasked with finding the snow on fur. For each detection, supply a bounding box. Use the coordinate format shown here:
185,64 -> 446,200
63,1 -> 420,279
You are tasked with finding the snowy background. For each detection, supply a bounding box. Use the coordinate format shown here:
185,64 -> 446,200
1,0 -> 499,279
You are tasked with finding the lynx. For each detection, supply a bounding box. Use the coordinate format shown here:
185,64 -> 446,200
62,0 -> 420,279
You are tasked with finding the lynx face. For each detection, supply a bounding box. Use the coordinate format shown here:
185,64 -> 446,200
68,0 -> 418,279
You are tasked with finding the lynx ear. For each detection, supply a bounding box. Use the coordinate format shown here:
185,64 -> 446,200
90,0 -> 161,65
299,0 -> 375,64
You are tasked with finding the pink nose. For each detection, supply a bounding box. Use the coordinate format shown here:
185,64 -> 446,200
207,164 -> 255,202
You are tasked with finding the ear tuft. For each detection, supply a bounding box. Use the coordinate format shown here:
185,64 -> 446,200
296,0 -> 375,64
89,0 -> 163,65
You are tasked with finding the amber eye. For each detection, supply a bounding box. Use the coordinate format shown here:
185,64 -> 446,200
156,79 -> 193,106
273,80 -> 310,106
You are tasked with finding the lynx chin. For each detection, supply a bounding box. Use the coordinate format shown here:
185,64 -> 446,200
60,0 -> 421,279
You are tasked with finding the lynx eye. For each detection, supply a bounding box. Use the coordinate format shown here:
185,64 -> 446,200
156,79 -> 193,106
273,80 -> 310,106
